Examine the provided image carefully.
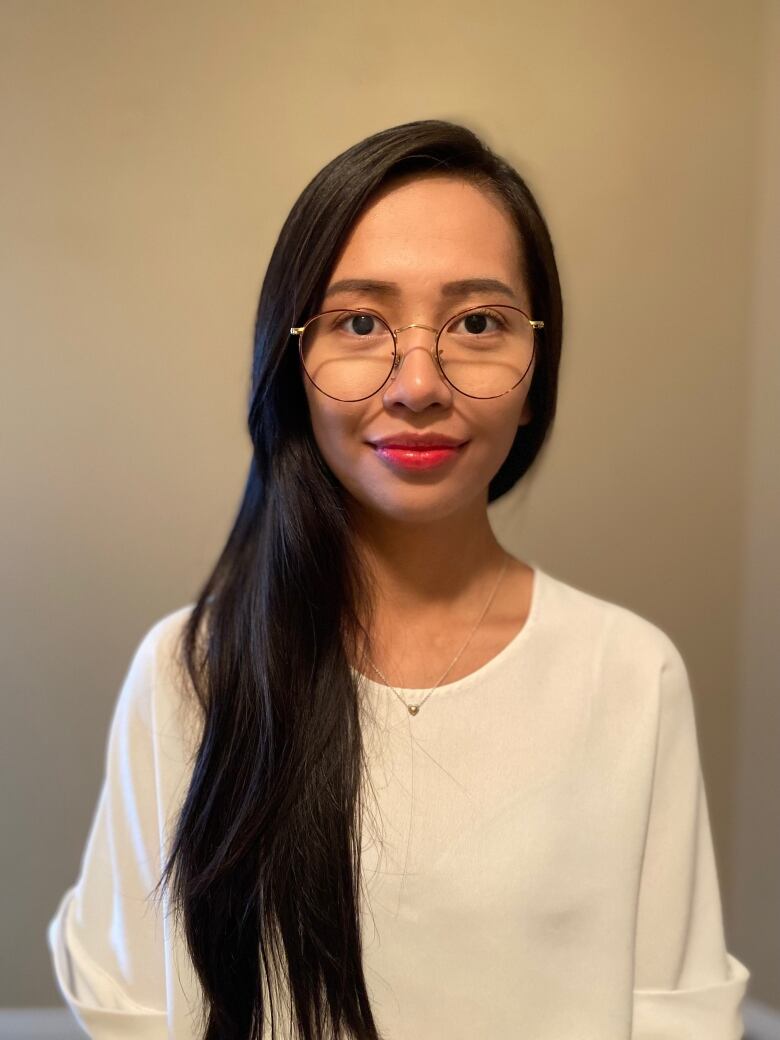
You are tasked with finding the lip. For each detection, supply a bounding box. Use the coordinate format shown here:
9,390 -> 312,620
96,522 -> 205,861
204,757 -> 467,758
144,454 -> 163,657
370,443 -> 466,471
369,435 -> 468,448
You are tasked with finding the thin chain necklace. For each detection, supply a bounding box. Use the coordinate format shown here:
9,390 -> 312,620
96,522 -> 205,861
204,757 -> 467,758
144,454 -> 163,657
366,554 -> 510,716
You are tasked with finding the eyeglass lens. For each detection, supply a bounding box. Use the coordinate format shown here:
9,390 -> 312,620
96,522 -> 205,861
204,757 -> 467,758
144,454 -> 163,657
300,306 -> 535,401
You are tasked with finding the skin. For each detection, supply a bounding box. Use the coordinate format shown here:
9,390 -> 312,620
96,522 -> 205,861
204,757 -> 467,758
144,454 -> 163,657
301,172 -> 538,683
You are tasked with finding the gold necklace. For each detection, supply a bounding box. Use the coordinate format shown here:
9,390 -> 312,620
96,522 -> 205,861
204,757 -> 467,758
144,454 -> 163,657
366,554 -> 510,715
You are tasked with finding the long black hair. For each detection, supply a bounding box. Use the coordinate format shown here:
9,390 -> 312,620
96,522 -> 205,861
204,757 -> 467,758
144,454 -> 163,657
151,119 -> 563,1040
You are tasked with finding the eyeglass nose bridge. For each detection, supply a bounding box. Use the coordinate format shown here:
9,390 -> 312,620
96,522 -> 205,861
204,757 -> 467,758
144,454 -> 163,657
388,321 -> 444,378
393,321 -> 440,337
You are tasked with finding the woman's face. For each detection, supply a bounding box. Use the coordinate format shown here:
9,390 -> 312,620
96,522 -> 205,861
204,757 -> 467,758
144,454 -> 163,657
301,173 -> 537,526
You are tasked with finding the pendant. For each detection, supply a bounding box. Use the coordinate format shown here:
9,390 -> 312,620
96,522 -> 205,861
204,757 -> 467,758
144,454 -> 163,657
408,704 -> 419,716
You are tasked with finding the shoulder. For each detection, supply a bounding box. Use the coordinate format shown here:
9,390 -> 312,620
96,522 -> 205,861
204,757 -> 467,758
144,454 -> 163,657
135,602 -> 197,659
535,569 -> 697,779
112,603 -> 201,751
142,603 -> 198,676
120,603 -> 196,698
537,566 -> 689,701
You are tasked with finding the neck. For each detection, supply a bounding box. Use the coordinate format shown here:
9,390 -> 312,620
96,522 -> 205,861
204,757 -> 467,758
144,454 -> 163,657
348,498 -> 508,618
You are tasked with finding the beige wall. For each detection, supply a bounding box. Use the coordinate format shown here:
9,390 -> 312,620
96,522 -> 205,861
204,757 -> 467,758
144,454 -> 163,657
731,0 -> 780,1006
1,0 -> 775,1010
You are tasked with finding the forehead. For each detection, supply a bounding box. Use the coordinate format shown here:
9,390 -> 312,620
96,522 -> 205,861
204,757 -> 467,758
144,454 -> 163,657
328,174 -> 526,291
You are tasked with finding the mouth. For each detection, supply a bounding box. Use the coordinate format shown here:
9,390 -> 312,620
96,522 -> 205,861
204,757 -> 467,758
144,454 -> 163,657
370,442 -> 468,471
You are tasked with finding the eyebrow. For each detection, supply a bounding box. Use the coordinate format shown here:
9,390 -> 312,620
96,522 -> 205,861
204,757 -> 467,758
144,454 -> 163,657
322,277 -> 519,302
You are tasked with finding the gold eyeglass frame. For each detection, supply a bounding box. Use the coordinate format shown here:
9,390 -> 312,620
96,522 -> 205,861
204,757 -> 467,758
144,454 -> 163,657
290,303 -> 544,403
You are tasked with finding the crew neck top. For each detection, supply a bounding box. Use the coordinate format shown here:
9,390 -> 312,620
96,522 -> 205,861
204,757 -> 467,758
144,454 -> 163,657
350,558 -> 543,699
46,565 -> 751,1039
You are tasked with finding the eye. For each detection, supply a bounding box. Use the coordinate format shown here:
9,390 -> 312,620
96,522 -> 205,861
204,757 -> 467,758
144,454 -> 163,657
335,312 -> 383,336
447,308 -> 507,335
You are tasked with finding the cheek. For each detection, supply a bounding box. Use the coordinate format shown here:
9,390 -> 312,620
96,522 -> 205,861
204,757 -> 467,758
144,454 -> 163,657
476,405 -> 526,470
308,410 -> 339,466
485,425 -> 519,469
306,401 -> 363,473
303,381 -> 334,443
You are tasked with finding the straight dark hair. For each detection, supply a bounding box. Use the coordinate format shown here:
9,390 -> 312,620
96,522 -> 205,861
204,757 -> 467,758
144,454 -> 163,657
151,119 -> 563,1039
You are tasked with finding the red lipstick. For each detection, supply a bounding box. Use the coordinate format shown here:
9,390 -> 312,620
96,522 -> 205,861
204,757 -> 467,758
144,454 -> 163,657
371,443 -> 466,470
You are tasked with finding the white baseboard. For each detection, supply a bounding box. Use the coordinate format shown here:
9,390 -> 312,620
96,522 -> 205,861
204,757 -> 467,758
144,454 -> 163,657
1,999 -> 778,1039
0,1009 -> 85,1039
745,998 -> 780,1040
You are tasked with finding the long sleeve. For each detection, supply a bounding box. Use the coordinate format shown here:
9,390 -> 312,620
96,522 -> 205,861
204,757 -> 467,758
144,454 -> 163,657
631,638 -> 750,1038
46,624 -> 170,1039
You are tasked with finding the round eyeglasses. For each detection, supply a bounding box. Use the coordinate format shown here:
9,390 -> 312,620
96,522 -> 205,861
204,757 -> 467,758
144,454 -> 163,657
290,304 -> 544,402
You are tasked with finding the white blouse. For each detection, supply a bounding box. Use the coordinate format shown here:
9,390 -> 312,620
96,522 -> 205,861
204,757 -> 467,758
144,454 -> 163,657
46,564 -> 751,1038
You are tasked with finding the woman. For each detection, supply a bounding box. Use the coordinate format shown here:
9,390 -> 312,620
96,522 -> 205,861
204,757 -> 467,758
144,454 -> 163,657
47,119 -> 750,1039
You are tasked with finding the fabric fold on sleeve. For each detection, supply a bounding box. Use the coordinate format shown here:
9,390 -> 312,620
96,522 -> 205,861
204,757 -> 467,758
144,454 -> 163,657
47,887 -> 167,1039
45,622 -> 172,1039
633,952 -> 750,1040
631,635 -> 750,1039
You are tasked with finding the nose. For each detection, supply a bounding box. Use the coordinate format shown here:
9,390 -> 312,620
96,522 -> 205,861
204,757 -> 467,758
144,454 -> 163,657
381,323 -> 452,408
